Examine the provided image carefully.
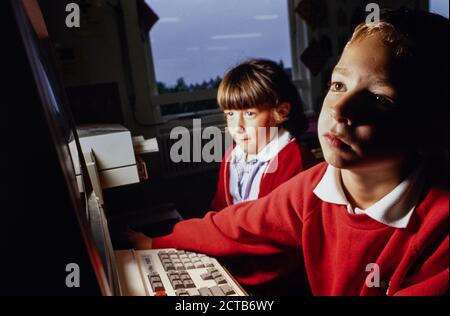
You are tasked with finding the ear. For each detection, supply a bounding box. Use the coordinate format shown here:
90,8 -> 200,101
276,102 -> 291,119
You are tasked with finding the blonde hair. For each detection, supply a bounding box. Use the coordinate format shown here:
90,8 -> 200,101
347,21 -> 410,57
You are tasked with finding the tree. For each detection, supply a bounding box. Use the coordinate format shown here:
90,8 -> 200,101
175,77 -> 189,92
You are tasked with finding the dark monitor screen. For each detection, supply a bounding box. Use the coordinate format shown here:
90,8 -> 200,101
6,0 -> 116,295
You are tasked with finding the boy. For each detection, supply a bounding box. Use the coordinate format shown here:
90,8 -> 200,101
129,9 -> 448,295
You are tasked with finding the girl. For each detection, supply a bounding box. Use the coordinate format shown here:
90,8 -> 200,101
210,59 -> 316,211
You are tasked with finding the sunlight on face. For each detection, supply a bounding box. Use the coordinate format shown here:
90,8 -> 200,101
318,34 -> 407,171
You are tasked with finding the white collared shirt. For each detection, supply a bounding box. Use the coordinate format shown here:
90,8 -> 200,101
229,128 -> 293,204
313,164 -> 425,228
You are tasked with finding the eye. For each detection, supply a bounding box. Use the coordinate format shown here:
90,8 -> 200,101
245,111 -> 256,118
329,81 -> 346,92
373,94 -> 394,107
225,111 -> 234,118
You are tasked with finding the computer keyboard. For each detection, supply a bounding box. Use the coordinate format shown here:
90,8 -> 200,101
134,248 -> 246,296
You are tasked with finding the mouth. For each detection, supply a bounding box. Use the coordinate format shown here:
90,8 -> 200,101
233,135 -> 250,141
323,133 -> 352,150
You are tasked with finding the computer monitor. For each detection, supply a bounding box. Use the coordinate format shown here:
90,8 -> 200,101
3,0 -> 117,295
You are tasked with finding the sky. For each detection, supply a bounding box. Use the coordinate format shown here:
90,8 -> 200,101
145,0 -> 292,87
430,0 -> 449,18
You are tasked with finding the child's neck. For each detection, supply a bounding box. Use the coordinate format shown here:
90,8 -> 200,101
245,152 -> 257,161
340,159 -> 417,210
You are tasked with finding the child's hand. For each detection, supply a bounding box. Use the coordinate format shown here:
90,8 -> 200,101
123,227 -> 153,250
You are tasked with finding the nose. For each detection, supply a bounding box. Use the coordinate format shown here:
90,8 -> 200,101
228,113 -> 245,133
330,92 -> 359,126
236,113 -> 246,133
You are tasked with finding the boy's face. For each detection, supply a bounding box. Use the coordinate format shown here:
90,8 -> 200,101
224,107 -> 276,155
318,34 -> 408,170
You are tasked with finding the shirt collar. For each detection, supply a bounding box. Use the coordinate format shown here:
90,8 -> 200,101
232,128 -> 293,163
313,164 -> 425,228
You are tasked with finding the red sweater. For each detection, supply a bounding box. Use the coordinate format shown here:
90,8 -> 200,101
153,162 -> 449,296
210,139 -> 316,211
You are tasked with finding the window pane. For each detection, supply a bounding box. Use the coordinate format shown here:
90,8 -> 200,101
429,0 -> 449,18
146,0 -> 293,94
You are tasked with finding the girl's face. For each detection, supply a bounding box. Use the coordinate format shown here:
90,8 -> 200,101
318,34 -> 409,171
224,107 -> 276,155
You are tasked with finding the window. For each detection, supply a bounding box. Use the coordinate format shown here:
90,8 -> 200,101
429,0 -> 449,18
144,0 -> 307,118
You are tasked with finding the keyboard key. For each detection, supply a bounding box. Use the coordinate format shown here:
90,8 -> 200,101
211,271 -> 222,279
163,263 -> 175,271
172,280 -> 184,289
220,284 -> 235,295
183,280 -> 196,288
180,274 -> 191,281
198,287 -> 212,296
154,290 -> 167,296
210,285 -> 225,296
187,288 -> 201,296
201,258 -> 214,267
151,282 -> 165,292
215,276 -> 227,284
176,289 -> 189,296
169,274 -> 180,283
200,272 -> 213,280
194,262 -> 205,268
185,263 -> 195,270
174,263 -> 185,270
